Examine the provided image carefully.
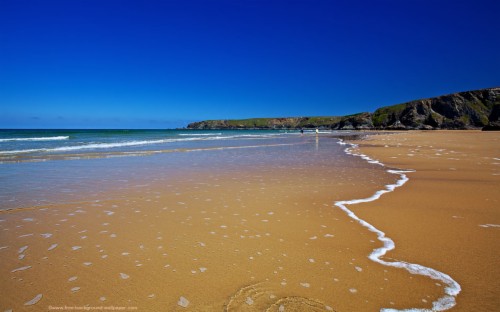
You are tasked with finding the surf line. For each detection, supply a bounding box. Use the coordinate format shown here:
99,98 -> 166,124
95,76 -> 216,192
335,140 -> 461,312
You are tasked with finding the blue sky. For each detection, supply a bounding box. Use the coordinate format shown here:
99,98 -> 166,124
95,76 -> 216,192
1,0 -> 499,129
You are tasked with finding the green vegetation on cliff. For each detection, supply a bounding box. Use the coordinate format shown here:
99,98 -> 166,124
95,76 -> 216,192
188,116 -> 345,130
187,87 -> 500,130
371,103 -> 407,127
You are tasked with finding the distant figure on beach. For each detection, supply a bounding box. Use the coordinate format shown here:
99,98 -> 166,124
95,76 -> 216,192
315,128 -> 319,135
300,128 -> 304,134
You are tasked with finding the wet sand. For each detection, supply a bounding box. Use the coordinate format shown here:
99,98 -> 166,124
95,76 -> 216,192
347,130 -> 500,311
1,132 -> 498,311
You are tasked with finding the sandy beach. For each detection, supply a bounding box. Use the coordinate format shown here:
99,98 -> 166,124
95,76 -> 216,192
1,131 -> 499,311
347,130 -> 500,311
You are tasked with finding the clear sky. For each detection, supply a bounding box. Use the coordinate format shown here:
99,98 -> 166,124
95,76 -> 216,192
1,0 -> 499,129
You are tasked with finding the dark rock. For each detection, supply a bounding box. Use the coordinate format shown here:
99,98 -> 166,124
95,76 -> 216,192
488,104 -> 500,122
387,120 -> 407,130
482,122 -> 500,131
337,112 -> 373,130
483,104 -> 500,130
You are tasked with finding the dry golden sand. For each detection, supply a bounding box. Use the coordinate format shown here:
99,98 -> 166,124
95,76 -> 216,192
347,130 -> 500,312
1,131 -> 498,311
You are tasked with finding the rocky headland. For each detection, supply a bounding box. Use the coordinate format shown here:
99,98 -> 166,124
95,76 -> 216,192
187,87 -> 500,130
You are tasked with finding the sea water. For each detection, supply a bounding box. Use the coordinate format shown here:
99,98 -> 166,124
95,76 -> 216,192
0,129 -> 359,209
0,129 -> 297,161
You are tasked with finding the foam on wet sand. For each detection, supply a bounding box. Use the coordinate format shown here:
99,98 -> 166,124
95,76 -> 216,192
335,139 -> 461,311
344,130 -> 500,311
24,294 -> 42,306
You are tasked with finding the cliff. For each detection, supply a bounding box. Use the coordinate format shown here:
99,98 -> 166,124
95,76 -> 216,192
187,113 -> 373,130
187,87 -> 500,130
372,87 -> 499,130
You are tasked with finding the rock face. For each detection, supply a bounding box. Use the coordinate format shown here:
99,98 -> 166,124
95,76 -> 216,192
372,87 -> 499,130
187,87 -> 500,130
483,103 -> 500,130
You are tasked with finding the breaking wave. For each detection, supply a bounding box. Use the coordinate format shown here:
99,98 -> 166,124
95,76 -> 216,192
0,136 -> 69,142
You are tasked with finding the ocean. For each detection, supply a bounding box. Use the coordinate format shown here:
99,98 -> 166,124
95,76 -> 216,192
0,129 -> 365,210
0,129 -> 305,162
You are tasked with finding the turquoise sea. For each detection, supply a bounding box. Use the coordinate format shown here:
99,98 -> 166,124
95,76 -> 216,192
0,129 -> 304,161
0,129 -> 362,210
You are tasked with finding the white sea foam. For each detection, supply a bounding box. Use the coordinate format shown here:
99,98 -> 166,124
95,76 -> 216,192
18,246 -> 28,253
0,138 -> 197,155
335,139 -> 461,312
24,294 -> 43,306
478,224 -> 500,228
178,296 -> 189,308
178,133 -> 222,136
12,265 -> 31,272
0,133 -> 287,155
0,136 -> 69,142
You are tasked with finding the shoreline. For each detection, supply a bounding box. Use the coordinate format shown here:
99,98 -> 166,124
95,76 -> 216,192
345,130 -> 500,311
336,138 -> 461,311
